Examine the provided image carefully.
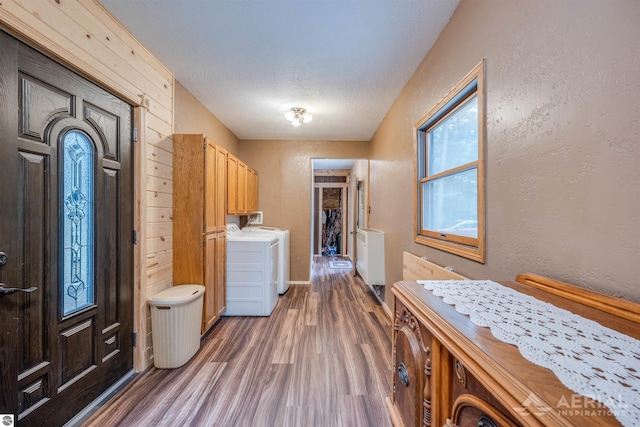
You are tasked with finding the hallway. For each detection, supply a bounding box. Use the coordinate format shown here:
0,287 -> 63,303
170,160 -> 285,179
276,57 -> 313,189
83,257 -> 393,426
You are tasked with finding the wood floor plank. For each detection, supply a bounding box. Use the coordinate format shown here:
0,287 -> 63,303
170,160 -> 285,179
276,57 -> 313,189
153,362 -> 227,426
272,308 -> 304,364
282,405 -> 317,427
342,342 -> 370,396
251,364 -> 293,426
304,291 -> 319,326
83,256 -> 392,426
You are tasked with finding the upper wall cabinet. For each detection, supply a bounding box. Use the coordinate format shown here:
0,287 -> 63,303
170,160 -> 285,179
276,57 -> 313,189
247,168 -> 259,213
237,160 -> 247,214
227,153 -> 259,215
227,154 -> 238,215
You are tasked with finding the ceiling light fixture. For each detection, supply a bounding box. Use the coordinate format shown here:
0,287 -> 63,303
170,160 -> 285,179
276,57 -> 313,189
285,107 -> 312,127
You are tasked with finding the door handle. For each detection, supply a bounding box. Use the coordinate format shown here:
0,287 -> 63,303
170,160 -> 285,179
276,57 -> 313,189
0,283 -> 37,296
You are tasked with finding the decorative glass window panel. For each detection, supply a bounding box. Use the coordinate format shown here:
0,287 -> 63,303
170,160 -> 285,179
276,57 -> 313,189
62,131 -> 95,316
415,61 -> 485,262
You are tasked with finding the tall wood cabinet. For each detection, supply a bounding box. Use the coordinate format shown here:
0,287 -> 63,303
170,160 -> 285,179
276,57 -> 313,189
173,134 -> 226,333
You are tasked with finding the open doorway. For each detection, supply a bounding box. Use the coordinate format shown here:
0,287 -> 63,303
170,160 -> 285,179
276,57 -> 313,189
310,159 -> 369,268
317,185 -> 347,256
313,169 -> 349,256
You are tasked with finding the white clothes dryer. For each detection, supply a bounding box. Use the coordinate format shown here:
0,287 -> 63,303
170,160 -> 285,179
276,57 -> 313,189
242,226 -> 290,294
225,224 -> 279,316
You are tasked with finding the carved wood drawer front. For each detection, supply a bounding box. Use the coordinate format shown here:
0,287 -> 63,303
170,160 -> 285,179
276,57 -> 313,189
389,283 -> 525,427
449,358 -> 520,427
393,299 -> 433,427
389,277 -> 639,427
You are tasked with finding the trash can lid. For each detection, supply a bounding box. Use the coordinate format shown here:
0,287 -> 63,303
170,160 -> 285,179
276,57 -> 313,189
148,284 -> 205,306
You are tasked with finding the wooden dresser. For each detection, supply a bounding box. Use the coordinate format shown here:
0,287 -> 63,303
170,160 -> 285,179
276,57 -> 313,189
386,253 -> 640,427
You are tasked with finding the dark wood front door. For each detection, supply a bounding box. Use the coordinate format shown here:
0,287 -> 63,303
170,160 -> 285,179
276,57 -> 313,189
0,31 -> 134,426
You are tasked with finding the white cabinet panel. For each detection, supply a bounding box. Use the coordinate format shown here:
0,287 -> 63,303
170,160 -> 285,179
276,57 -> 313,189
356,228 -> 385,286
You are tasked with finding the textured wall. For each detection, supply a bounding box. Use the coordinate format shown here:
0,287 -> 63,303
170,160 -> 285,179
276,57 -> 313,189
371,0 -> 640,305
238,140 -> 370,281
174,81 -> 240,155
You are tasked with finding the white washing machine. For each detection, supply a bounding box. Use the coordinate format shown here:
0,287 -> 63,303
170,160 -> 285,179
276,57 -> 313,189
242,226 -> 290,294
225,224 -> 279,316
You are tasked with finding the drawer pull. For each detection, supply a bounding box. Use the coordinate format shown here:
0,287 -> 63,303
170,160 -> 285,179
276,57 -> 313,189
398,362 -> 409,387
477,415 -> 496,427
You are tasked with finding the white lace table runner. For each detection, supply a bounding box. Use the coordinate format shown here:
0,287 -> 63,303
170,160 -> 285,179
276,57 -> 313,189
417,279 -> 640,426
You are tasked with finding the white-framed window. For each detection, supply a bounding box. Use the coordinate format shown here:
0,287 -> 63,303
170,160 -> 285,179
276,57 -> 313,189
415,61 -> 485,262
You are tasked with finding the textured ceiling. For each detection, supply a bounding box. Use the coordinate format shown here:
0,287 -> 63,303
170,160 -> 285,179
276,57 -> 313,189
100,0 -> 459,141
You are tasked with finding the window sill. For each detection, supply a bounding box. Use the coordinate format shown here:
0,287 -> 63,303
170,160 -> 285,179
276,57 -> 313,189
415,234 -> 485,263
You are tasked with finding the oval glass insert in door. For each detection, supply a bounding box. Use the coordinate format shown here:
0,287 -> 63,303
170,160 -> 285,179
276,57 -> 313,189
61,130 -> 95,316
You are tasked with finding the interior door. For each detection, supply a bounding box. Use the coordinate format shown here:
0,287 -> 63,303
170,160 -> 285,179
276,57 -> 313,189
0,31 -> 134,426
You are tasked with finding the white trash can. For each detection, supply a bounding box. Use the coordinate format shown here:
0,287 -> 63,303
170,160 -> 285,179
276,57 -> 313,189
148,284 -> 204,368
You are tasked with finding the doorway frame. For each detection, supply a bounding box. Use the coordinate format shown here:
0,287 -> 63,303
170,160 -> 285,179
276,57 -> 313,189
314,171 -> 350,256
309,160 -> 370,275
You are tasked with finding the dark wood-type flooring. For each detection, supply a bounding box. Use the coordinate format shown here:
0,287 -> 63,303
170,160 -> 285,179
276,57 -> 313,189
83,257 -> 393,426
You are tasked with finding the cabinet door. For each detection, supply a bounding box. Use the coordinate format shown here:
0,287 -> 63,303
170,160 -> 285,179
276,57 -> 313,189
215,233 -> 226,317
247,168 -> 258,212
204,138 -> 217,234
238,161 -> 247,214
227,155 -> 238,214
215,146 -> 227,231
254,170 -> 259,212
173,134 -> 205,285
203,233 -> 218,333
392,300 -> 433,427
449,356 -> 520,427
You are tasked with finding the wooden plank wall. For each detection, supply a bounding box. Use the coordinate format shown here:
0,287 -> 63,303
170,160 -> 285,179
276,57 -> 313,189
402,252 -> 468,282
0,0 -> 175,371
